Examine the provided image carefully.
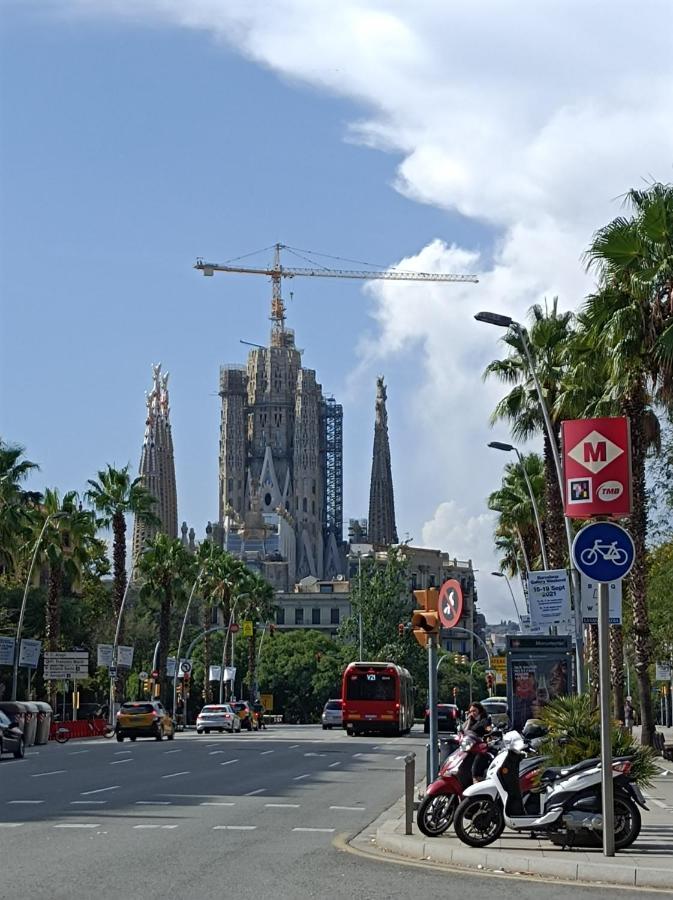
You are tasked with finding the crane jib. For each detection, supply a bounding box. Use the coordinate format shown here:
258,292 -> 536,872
194,260 -> 478,284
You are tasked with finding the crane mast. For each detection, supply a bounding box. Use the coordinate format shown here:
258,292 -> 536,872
195,242 -> 478,344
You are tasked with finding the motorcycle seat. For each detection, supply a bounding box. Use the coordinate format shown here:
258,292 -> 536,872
541,758 -> 600,781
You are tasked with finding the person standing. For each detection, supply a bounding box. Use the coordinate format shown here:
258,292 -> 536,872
624,696 -> 634,733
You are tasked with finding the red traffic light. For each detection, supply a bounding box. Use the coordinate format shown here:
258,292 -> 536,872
151,670 -> 159,679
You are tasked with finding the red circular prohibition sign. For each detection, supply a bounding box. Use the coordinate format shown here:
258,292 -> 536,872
438,579 -> 463,629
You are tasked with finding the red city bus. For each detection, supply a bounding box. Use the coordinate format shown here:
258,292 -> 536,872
341,661 -> 414,736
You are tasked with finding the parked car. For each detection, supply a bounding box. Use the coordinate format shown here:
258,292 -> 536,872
321,699 -> 343,730
230,701 -> 254,731
480,697 -> 510,729
196,704 -> 242,734
115,701 -> 175,742
423,703 -> 460,734
0,710 -> 25,759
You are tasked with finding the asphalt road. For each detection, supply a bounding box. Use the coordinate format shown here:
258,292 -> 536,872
0,726 -> 666,899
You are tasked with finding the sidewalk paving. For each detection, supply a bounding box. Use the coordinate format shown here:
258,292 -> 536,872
354,757 -> 673,890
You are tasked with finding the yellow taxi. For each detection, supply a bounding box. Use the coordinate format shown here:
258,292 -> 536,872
115,700 -> 175,742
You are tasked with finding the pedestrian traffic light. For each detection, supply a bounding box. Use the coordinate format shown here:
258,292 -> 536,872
411,588 -> 440,647
452,686 -> 458,699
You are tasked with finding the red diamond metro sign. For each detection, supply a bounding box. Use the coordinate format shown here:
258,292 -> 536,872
561,417 -> 632,519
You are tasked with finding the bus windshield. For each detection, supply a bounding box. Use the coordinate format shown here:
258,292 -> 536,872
346,672 -> 396,701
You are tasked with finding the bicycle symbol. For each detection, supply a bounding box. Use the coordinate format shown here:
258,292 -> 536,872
579,540 -> 629,567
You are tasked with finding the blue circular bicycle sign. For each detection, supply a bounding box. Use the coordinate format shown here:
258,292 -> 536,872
572,521 -> 635,582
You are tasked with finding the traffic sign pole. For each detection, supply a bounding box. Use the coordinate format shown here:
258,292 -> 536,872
427,633 -> 439,785
599,581 -> 615,857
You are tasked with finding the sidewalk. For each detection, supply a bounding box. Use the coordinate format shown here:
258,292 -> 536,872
354,759 -> 673,890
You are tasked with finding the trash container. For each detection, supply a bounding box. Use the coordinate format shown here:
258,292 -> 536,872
22,702 -> 39,746
0,701 -> 28,737
34,702 -> 52,745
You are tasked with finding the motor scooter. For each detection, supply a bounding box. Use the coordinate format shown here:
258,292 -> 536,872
417,729 -> 542,837
453,730 -> 647,850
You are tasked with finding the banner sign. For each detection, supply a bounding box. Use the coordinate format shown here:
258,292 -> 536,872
242,621 -> 254,638
507,635 -> 572,730
0,636 -> 15,666
562,416 -> 632,518
224,666 -> 236,683
116,645 -> 134,669
19,639 -> 41,668
43,651 -> 89,680
208,665 -> 221,682
491,654 -> 507,686
528,570 -> 570,630
97,644 -> 113,668
655,662 -> 672,682
581,576 -> 623,624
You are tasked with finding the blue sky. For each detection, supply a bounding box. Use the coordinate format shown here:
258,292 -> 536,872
2,1 -> 671,621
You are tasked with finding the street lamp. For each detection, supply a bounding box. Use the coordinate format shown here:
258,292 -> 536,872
488,441 -> 549,570
108,567 -> 139,726
354,551 -> 373,661
218,592 -> 250,703
491,571 -> 523,626
12,512 -> 66,701
476,311 -> 585,692
172,566 -> 206,727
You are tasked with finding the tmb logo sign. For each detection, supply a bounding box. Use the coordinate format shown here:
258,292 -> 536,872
561,417 -> 631,519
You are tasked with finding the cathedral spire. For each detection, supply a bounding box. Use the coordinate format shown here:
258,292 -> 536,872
368,376 -> 398,547
132,363 -> 178,568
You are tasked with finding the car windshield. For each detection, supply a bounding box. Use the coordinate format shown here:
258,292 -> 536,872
121,703 -> 154,713
325,701 -> 341,710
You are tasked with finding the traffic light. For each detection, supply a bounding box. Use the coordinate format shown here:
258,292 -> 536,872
452,686 -> 458,699
142,677 -> 150,695
411,588 -> 440,647
461,654 -> 468,665
486,672 -> 495,691
453,653 -> 460,664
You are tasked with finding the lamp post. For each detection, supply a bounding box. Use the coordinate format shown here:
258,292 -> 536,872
350,550 -> 372,661
490,571 -> 523,627
488,441 -> 549,570
475,311 -> 584,692
172,567 -> 205,727
218,592 -> 249,703
108,569 -> 139,726
12,512 -> 65,700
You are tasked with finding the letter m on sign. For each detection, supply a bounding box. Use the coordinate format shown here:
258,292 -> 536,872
584,441 -> 606,464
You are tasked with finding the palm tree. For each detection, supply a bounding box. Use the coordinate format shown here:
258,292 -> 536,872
238,572 -> 276,703
137,534 -> 195,705
86,464 -> 158,635
582,181 -> 673,745
484,299 -> 575,569
488,453 -> 546,572
0,441 -> 40,578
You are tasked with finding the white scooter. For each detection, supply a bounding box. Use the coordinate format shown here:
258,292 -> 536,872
453,730 -> 647,850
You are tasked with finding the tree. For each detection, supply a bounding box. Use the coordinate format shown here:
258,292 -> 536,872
488,452 -> 545,572
484,299 -> 575,569
86,464 -> 158,637
0,440 -> 40,579
137,534 -> 195,705
646,541 -> 673,662
582,182 -> 673,745
238,571 -> 276,703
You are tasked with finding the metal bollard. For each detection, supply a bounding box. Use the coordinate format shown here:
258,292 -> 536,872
404,752 -> 416,835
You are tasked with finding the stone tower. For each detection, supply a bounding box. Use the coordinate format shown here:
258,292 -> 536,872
132,363 -> 178,566
368,376 -> 398,546
218,285 -> 343,584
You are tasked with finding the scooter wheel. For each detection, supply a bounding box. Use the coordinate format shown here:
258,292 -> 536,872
454,795 -> 504,847
416,794 -> 457,837
614,796 -> 641,850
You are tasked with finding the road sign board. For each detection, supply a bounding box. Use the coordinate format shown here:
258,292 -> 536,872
655,662 -> 672,681
138,670 -> 148,681
180,660 -> 192,674
528,570 -> 570,631
19,639 -> 41,668
43,651 -> 89,680
230,623 -> 240,634
491,654 -> 506,685
97,644 -> 114,668
0,636 -> 15,666
572,521 -> 635,583
242,621 -> 253,638
438,579 -> 463,629
562,417 -> 631,518
116,645 -> 134,669
581,576 -> 622,624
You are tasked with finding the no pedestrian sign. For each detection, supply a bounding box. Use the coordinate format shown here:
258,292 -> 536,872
561,417 -> 632,518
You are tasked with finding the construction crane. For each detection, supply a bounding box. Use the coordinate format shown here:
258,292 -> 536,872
195,243 -> 478,341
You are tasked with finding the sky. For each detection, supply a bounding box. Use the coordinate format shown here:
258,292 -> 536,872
1,1 -> 672,622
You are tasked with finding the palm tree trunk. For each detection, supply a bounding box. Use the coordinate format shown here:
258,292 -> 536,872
203,603 -> 212,705
625,389 -> 655,745
610,624 -> 625,721
112,510 -> 127,641
247,622 -> 256,704
543,432 -> 566,569
46,568 -> 62,708
157,584 -> 172,707
588,623 -> 599,706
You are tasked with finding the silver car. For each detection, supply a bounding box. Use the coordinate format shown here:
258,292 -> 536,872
196,703 -> 242,734
321,699 -> 343,730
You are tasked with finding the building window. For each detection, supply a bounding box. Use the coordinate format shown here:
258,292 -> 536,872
302,497 -> 307,513
295,608 -> 304,625
429,574 -> 436,587
312,500 -> 315,515
312,608 -> 321,625
330,608 -> 340,625
411,573 -> 418,590
276,608 -> 285,626
319,584 -> 333,593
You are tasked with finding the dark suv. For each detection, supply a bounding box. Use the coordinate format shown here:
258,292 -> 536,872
423,703 -> 460,733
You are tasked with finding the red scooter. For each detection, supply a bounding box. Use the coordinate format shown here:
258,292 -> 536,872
417,730 -> 543,837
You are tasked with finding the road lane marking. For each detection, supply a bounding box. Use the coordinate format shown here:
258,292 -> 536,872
31,770 -> 66,778
8,800 -> 44,805
328,762 -> 341,768
114,750 -> 132,755
133,824 -> 179,830
71,801 -> 107,805
330,806 -> 365,811
209,750 -> 226,755
159,793 -> 229,799
0,823 -> 24,827
265,803 -> 300,808
213,825 -> 256,830
292,827 -> 334,833
161,771 -> 190,779
54,823 -> 100,829
293,774 -> 310,780
135,801 -> 172,806
80,786 -> 120,796
200,801 -> 236,806
304,752 -> 326,757
110,759 -> 133,765
68,750 -> 89,755
260,750 -> 274,755
289,744 -> 300,749
245,788 -> 266,796
220,759 -> 239,766
164,749 -> 182,754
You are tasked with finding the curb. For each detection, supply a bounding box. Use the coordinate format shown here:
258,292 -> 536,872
375,827 -> 673,890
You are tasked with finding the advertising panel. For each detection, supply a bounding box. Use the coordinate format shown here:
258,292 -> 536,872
506,635 -> 572,730
528,570 -> 570,631
19,639 -> 41,668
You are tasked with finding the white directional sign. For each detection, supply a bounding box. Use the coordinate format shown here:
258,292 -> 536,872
580,576 -> 622,624
0,636 -> 15,666
43,651 -> 89,680
19,639 -> 41,668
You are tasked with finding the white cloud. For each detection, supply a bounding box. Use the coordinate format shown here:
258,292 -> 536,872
36,0 -> 673,620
